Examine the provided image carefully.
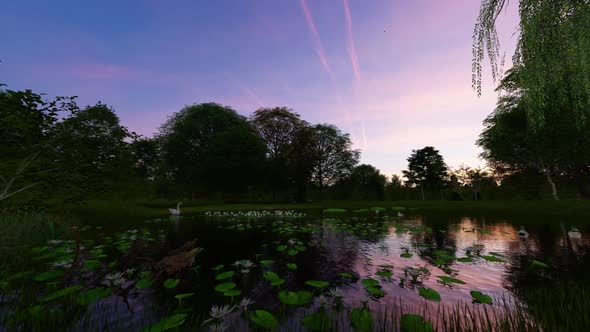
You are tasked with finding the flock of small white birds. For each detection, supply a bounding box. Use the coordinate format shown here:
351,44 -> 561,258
204,210 -> 306,218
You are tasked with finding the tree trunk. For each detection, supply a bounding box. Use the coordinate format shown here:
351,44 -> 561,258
574,169 -> 590,198
544,171 -> 559,201
420,186 -> 425,201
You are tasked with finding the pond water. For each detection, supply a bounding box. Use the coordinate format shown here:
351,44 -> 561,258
2,209 -> 589,331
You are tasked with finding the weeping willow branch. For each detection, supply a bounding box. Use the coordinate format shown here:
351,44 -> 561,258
473,0 -> 590,130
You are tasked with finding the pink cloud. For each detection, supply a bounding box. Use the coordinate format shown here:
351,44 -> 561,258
299,0 -> 335,81
343,0 -> 361,84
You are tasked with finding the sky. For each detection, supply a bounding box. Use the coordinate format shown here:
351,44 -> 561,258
1,0 -> 519,176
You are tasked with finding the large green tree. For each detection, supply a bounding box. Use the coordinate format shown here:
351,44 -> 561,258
52,103 -> 135,200
158,103 -> 266,197
473,0 -> 590,109
402,146 -> 448,200
0,86 -> 77,203
334,164 -> 386,200
249,107 -> 308,199
478,67 -> 590,199
309,124 -> 360,196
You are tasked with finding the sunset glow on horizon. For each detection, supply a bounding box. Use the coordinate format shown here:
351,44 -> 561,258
1,0 -> 519,176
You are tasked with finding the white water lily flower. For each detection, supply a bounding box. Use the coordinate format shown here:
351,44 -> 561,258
314,295 -> 331,307
240,269 -> 250,274
238,297 -> 254,309
124,268 -> 135,275
103,272 -> 126,287
209,304 -> 235,319
240,260 -> 254,268
52,260 -> 72,268
328,287 -> 344,298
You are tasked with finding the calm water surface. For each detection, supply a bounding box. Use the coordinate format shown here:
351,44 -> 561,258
4,210 -> 589,331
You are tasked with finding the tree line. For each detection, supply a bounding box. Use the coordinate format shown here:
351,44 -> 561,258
3,81 -> 588,206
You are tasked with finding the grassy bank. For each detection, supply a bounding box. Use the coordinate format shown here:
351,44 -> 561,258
62,198 -> 590,220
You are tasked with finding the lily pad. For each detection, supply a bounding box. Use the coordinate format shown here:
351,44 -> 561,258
366,286 -> 386,297
142,313 -> 187,332
223,289 -> 241,297
361,278 -> 380,288
215,271 -> 235,280
401,253 -> 413,258
457,257 -> 474,263
263,272 -> 285,286
211,264 -> 224,271
136,278 -> 153,289
418,287 -> 441,301
470,290 -> 492,304
34,270 -> 64,282
278,290 -> 313,306
215,282 -> 237,292
482,255 -> 504,262
305,280 -> 329,289
163,278 -> 180,289
400,314 -> 433,332
174,293 -> 194,301
249,310 -> 278,329
260,259 -> 274,266
437,276 -> 466,285
287,263 -> 298,270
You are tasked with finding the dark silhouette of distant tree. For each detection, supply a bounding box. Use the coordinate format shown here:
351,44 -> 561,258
157,103 -> 266,198
309,124 -> 360,197
403,146 -> 448,200
249,107 -> 308,200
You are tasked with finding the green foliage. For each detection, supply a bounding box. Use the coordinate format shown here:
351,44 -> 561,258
305,280 -> 329,289
301,312 -> 332,331
418,287 -> 441,301
163,278 -> 180,289
249,310 -> 278,329
437,276 -> 466,285
350,307 -> 373,332
214,282 -> 237,292
263,272 -> 285,286
400,314 -> 433,332
143,314 -> 187,332
309,124 -> 360,193
403,147 -> 448,200
40,285 -> 82,303
215,271 -> 235,280
136,278 -> 153,289
278,290 -> 313,306
470,290 -> 493,304
77,287 -> 112,305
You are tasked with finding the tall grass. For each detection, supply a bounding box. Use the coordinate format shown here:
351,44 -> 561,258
0,210 -> 68,272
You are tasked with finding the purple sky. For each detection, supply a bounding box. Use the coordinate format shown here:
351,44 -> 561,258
1,0 -> 519,176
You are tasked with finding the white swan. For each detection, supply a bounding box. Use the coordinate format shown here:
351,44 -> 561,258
168,202 -> 182,216
568,227 -> 582,239
518,227 -> 529,238
397,211 -> 405,218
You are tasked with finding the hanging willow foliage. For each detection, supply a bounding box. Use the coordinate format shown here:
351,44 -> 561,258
473,0 -> 590,130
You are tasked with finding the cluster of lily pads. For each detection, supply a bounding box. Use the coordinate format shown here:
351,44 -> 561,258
204,210 -> 306,218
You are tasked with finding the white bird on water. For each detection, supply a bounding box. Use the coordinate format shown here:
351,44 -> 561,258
397,211 -> 405,218
169,202 -> 182,216
518,227 -> 529,238
568,227 -> 582,239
